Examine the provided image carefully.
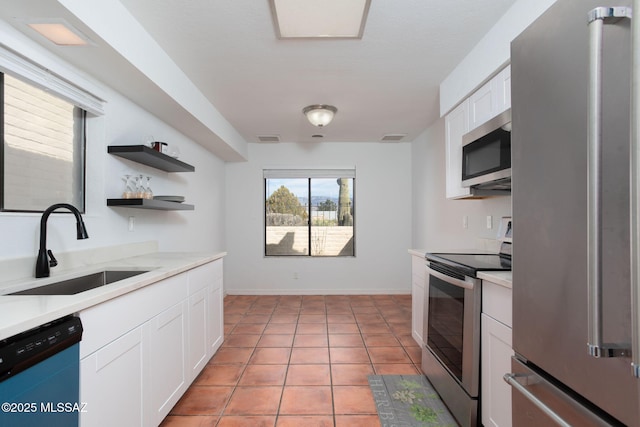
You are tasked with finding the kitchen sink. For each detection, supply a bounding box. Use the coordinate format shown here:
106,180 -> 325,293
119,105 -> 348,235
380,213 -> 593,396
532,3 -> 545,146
9,270 -> 151,296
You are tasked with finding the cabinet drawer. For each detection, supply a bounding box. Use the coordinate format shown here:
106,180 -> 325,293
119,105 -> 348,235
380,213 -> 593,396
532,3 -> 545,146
482,280 -> 512,328
188,259 -> 223,294
80,273 -> 188,358
411,255 -> 426,280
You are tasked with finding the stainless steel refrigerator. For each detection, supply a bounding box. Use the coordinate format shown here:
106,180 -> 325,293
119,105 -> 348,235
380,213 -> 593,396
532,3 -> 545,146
510,0 -> 640,425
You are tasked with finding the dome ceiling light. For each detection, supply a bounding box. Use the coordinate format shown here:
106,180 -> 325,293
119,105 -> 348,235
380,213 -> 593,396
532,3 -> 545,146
303,105 -> 337,127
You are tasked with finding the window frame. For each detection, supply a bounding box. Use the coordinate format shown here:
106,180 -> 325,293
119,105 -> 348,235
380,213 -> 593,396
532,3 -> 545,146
263,169 -> 356,257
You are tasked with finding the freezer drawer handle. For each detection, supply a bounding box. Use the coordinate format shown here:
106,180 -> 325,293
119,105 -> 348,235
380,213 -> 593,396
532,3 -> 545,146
505,369 -> 617,426
504,373 -> 572,427
586,6 -> 632,360
631,0 -> 640,379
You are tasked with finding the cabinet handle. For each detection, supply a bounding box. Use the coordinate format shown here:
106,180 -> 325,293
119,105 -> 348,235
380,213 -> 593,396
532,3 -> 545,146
586,6 -> 632,359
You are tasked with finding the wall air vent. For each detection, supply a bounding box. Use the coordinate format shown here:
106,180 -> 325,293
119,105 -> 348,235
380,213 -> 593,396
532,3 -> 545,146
257,135 -> 281,143
381,134 -> 407,142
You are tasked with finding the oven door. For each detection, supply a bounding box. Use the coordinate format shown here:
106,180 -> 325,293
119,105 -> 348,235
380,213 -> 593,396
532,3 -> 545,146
424,263 -> 481,397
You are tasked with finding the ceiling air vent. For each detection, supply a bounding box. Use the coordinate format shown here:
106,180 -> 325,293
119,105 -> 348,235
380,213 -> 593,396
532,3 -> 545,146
381,134 -> 407,142
257,135 -> 280,143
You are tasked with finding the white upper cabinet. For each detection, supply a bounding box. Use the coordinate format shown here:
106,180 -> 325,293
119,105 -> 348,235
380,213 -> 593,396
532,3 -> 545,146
444,65 -> 511,199
445,99 -> 472,199
469,65 -> 511,131
497,65 -> 511,111
469,80 -> 497,131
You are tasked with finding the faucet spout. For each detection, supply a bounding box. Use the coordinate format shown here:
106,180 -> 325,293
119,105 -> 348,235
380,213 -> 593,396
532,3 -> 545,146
35,203 -> 89,278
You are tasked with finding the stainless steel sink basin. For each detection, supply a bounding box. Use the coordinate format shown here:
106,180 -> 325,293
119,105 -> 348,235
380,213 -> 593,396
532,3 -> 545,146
10,270 -> 151,295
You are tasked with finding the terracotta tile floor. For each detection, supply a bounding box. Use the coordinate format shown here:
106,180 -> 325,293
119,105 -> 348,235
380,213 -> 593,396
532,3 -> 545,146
160,294 -> 421,427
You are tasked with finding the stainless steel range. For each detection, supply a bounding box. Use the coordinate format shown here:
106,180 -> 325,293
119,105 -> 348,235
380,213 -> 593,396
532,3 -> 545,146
422,219 -> 511,427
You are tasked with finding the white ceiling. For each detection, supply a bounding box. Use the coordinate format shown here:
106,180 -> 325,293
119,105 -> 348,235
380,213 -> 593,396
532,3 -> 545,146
0,0 -> 516,151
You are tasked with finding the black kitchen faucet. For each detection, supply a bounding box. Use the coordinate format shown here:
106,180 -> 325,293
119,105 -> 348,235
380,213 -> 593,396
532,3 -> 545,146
35,203 -> 89,278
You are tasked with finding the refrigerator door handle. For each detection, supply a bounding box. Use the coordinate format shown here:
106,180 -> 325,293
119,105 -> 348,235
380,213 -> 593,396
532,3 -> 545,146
632,0 -> 640,378
586,6 -> 632,359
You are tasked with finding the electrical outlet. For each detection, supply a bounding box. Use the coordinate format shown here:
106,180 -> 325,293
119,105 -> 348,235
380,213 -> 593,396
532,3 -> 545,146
486,215 -> 492,229
463,215 -> 468,229
293,272 -> 299,280
128,216 -> 135,232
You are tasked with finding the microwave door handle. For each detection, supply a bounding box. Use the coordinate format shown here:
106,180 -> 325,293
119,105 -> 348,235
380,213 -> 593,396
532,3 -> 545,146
586,7 -> 632,359
632,0 -> 640,378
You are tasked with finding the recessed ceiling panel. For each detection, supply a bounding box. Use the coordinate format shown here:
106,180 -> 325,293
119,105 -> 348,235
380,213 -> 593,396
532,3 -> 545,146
270,0 -> 371,38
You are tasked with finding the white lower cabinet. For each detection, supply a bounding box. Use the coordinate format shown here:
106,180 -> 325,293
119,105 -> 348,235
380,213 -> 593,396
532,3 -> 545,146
80,327 -> 144,427
79,259 -> 224,427
410,255 -> 426,346
145,301 -> 188,426
188,289 -> 208,381
481,280 -> 513,427
207,285 -> 223,356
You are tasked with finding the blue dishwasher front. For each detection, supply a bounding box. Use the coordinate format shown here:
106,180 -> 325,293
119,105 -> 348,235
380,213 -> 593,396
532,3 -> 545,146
0,316 -> 83,427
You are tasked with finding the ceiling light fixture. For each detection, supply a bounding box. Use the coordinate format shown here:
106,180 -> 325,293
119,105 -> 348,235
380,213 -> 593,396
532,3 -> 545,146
26,19 -> 92,46
303,105 -> 337,127
270,0 -> 371,39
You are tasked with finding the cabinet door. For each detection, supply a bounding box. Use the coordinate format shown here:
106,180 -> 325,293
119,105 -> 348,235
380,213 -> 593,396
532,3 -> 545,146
188,289 -> 208,381
445,98 -> 472,199
411,277 -> 424,346
207,285 -> 224,356
145,301 -> 188,426
481,313 -> 513,427
496,65 -> 511,112
469,79 -> 498,131
80,327 -> 144,427
411,255 -> 426,346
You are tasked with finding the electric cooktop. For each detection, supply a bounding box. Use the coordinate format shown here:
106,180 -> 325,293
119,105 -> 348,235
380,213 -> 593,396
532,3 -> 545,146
425,252 -> 511,278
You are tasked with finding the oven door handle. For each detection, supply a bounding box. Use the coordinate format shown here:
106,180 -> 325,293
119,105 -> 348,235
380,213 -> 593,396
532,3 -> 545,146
426,265 -> 475,290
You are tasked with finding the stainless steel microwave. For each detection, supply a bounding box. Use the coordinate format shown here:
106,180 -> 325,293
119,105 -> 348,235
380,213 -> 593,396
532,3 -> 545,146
462,109 -> 511,190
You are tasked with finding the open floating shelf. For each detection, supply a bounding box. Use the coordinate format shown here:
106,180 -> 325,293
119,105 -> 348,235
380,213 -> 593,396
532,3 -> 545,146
108,145 -> 195,173
107,198 -> 194,211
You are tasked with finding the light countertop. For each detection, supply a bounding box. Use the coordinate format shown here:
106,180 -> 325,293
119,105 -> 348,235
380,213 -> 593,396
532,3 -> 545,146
477,271 -> 512,289
408,249 -> 426,258
0,251 -> 226,341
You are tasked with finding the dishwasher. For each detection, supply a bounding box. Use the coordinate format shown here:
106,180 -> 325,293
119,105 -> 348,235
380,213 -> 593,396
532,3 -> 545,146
0,315 -> 83,427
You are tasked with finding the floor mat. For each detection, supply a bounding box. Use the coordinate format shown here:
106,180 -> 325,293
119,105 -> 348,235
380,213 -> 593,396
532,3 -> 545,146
368,375 -> 458,427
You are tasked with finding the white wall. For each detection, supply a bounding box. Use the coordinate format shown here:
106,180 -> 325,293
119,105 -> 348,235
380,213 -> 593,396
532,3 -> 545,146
0,22 -> 226,267
411,118 -> 511,251
225,142 -> 412,294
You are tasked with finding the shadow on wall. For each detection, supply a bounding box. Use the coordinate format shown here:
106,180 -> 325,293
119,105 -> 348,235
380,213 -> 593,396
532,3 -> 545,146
266,232 -> 305,255
266,231 -> 354,256
337,236 -> 354,256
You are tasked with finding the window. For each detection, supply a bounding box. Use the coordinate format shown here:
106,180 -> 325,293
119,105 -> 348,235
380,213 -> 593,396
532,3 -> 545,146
1,73 -> 86,212
264,169 -> 355,256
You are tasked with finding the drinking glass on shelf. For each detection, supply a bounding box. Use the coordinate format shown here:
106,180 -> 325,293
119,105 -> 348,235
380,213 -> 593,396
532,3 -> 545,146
136,175 -> 146,198
143,176 -> 153,199
122,174 -> 135,199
